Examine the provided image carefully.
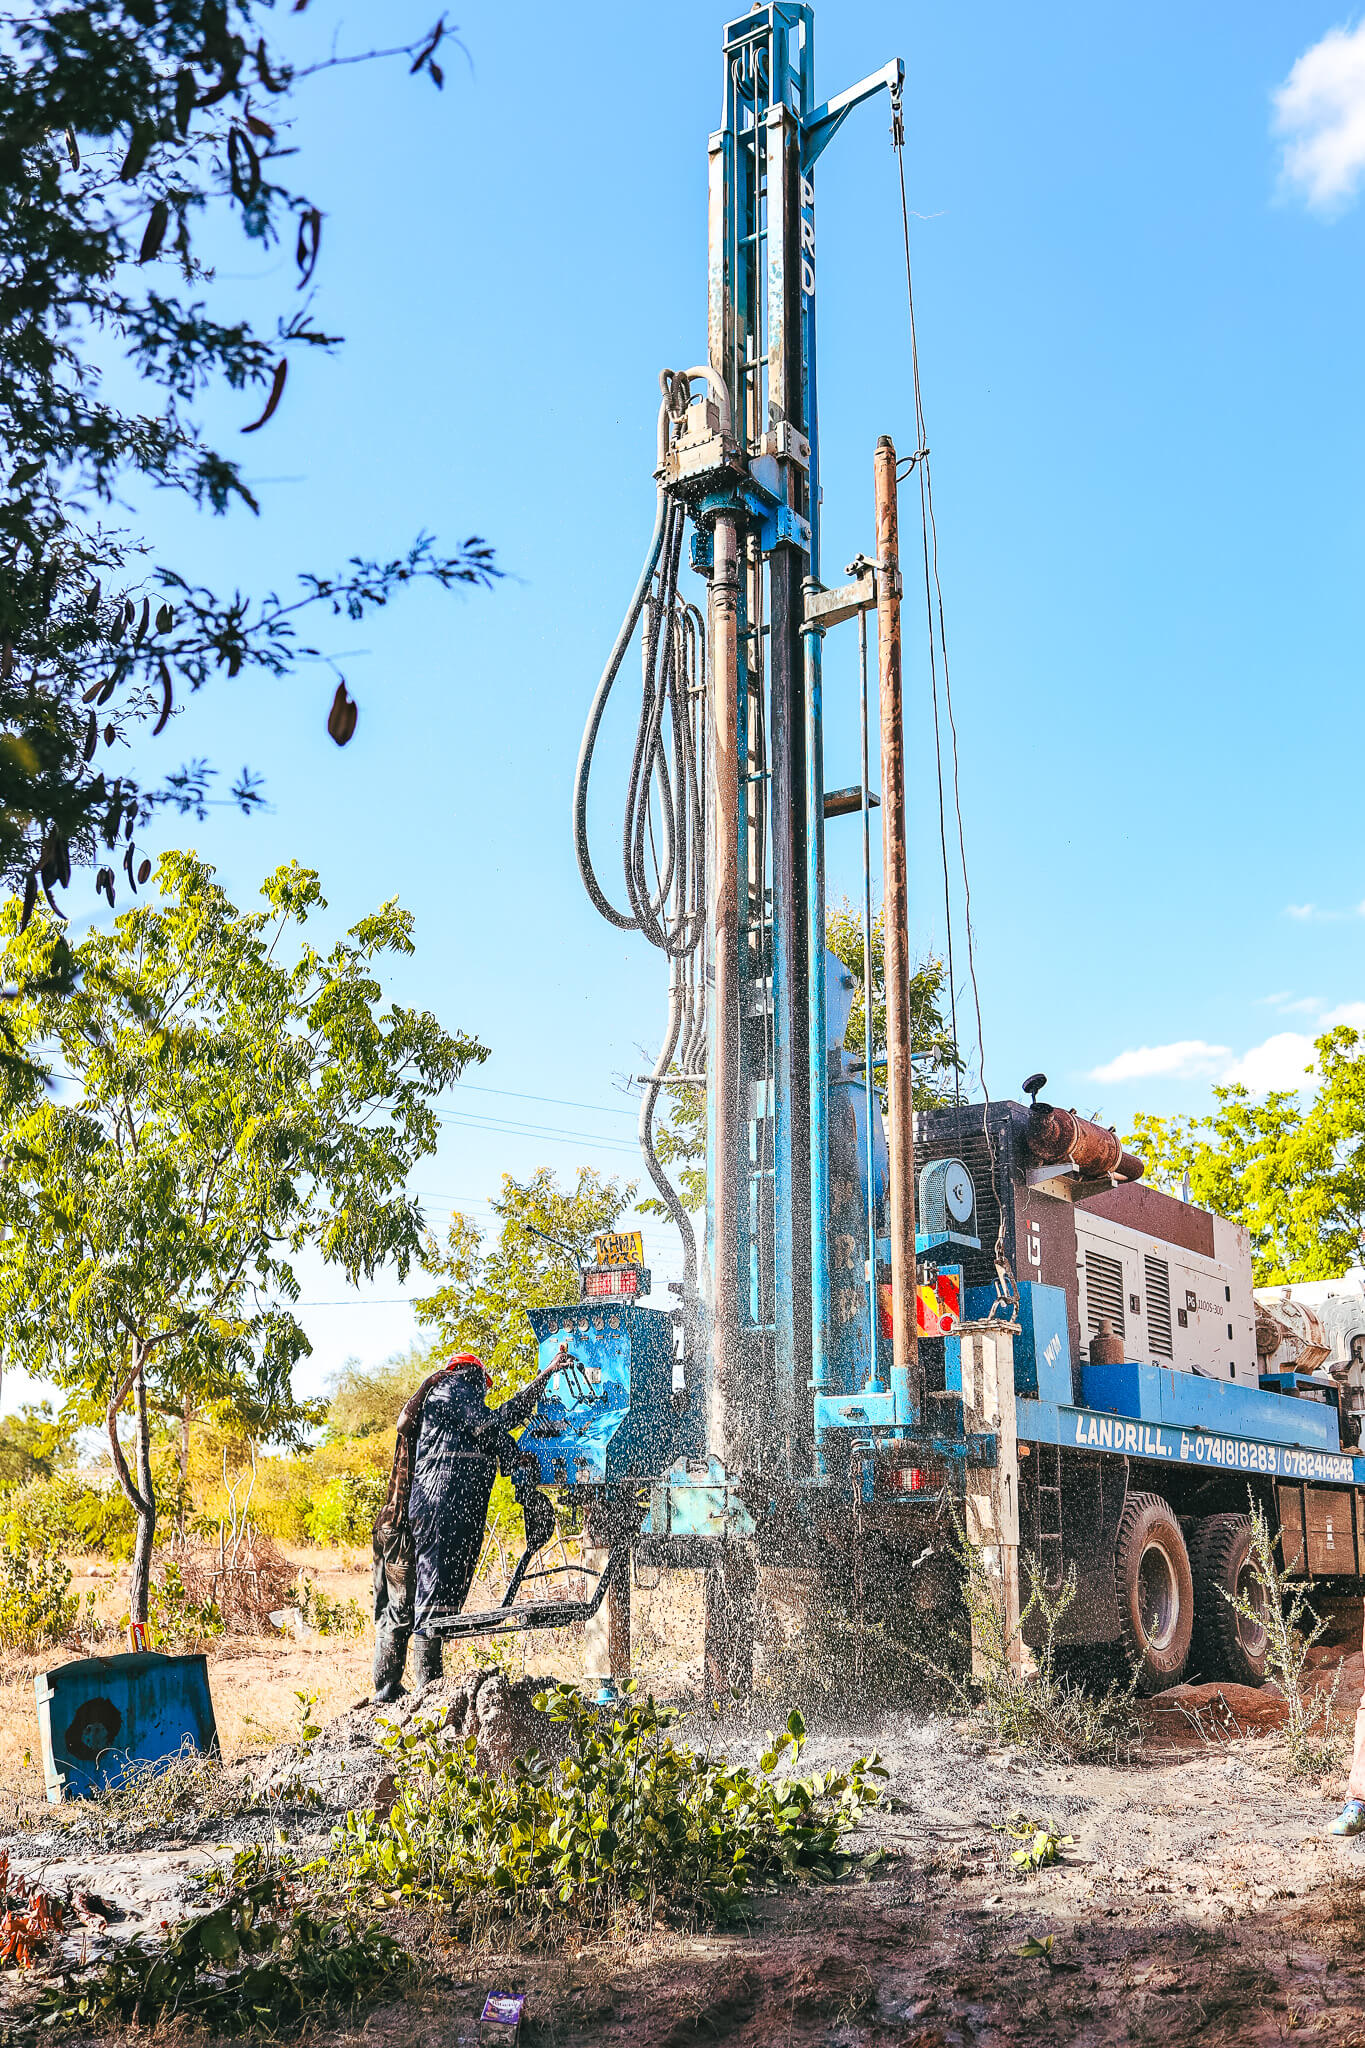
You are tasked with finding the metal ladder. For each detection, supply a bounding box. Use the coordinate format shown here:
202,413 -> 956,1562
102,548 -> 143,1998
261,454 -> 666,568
1035,1440 -> 1064,1590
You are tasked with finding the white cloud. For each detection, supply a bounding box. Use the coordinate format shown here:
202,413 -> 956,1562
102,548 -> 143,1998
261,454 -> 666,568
1323,1001 -> 1365,1030
1089,1041 -> 1231,1084
1222,1032 -> 1318,1091
1283,901 -> 1365,921
1274,21 -> 1365,211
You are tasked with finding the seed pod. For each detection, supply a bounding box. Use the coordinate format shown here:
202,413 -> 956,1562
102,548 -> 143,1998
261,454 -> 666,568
244,111 -> 276,141
137,858 -> 151,884
96,678 -> 116,706
1,642 -> 12,680
155,603 -> 174,633
133,597 -> 150,646
120,124 -> 153,181
82,676 -> 106,704
56,837 -> 70,890
139,200 -> 169,264
96,867 -> 115,907
64,126 -> 79,170
174,69 -> 196,135
124,843 -> 136,888
153,661 -> 173,736
124,599 -> 135,624
82,713 -> 97,761
228,126 -> 261,204
242,358 -> 287,434
85,579 -> 101,614
40,874 -> 65,918
295,207 -> 322,288
327,681 -> 358,746
124,809 -> 135,841
430,60 -> 444,89
103,723 -> 115,748
256,38 -> 287,92
18,873 -> 36,933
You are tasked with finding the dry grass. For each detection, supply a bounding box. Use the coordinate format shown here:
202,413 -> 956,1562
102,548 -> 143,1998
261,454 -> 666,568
0,1548 -> 715,1813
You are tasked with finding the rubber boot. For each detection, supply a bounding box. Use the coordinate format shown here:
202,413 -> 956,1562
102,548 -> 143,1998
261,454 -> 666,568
372,1624 -> 409,1704
411,1633 -> 444,1690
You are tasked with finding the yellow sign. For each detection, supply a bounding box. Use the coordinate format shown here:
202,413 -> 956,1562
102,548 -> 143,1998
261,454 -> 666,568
594,1229 -> 644,1268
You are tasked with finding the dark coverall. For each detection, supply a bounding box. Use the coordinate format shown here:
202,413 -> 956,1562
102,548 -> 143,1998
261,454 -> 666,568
371,1363 -> 552,1701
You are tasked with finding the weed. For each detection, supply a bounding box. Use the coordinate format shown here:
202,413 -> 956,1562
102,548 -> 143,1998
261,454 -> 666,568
0,1535 -> 78,1649
295,1689 -> 321,1745
995,1814 -> 1074,1871
931,1509 -> 1140,1763
1015,1932 -> 1079,1972
82,1737 -> 249,1844
292,1570 -> 364,1637
140,1556 -> 224,1648
1226,1497 -> 1346,1778
25,1875 -> 406,2038
336,1685 -> 885,1928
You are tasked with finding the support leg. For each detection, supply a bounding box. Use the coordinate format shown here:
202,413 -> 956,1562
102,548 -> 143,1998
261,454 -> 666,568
704,1544 -> 757,1700
583,1509 -> 631,1695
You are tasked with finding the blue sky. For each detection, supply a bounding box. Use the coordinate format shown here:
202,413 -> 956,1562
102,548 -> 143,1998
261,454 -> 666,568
7,1 -> 1365,1416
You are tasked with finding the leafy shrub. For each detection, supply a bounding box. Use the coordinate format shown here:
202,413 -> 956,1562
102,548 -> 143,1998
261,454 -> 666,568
0,1402 -> 78,1492
0,1536 -> 80,1650
934,1510 -> 1139,1763
292,1573 -> 365,1638
336,1684 -> 884,1927
0,1471 -> 137,1559
303,1470 -> 388,1546
144,1559 -> 224,1649
32,1876 -> 406,2037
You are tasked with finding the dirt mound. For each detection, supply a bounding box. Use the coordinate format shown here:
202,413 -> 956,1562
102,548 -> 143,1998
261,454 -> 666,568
246,1668 -> 567,1811
1145,1680 -> 1288,1740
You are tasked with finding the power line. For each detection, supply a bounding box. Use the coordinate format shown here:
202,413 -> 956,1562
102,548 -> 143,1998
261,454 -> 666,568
447,1081 -> 639,1119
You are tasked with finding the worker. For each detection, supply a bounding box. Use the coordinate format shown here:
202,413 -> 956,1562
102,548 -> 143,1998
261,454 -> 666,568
371,1350 -> 555,1703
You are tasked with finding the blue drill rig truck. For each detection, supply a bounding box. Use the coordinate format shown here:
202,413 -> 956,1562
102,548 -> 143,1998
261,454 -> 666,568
443,6 -> 1365,1696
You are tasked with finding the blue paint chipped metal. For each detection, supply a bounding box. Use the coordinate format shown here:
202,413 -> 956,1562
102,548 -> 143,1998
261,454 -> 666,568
34,1650 -> 218,1803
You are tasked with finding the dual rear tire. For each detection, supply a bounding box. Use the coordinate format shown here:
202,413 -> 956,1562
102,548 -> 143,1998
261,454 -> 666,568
1114,1494 -> 1267,1693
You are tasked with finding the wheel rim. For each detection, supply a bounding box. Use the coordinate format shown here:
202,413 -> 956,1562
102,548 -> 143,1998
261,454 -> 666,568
1137,1540 -> 1180,1653
1233,1557 -> 1268,1661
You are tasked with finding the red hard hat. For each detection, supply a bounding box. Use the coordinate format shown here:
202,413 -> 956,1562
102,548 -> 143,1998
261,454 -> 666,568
447,1352 -> 493,1390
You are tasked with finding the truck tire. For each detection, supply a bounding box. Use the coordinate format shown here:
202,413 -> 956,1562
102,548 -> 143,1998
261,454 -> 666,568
1114,1491 -> 1194,1693
1189,1513 -> 1268,1686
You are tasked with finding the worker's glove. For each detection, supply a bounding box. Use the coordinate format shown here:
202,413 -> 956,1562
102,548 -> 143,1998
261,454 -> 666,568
512,1466 -> 555,1554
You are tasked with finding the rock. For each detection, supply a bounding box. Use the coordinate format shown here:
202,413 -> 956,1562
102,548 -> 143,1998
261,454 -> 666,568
1146,1681 -> 1287,1733
244,1669 -> 569,1812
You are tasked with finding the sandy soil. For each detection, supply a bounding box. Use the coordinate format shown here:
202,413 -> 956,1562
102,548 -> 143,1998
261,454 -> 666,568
6,1556 -> 1365,2044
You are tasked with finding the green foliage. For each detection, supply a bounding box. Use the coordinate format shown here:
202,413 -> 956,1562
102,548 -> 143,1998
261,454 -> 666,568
998,1815 -> 1074,1871
0,1403 -> 77,1493
0,1535 -> 79,1650
0,0 -> 495,910
323,1350 -> 432,1441
1126,1025 -> 1365,1282
291,1574 -> 364,1638
0,853 -> 486,1617
303,1470 -> 388,1546
29,1878 -> 407,2038
1227,1496 -> 1345,1776
824,901 -> 963,1110
144,1559 -> 223,1649
0,1470 -> 135,1557
414,1167 -> 636,1399
936,1512 -> 1139,1763
336,1685 -> 884,1928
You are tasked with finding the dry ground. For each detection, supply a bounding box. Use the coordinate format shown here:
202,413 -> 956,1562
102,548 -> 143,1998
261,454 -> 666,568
6,1553 -> 1365,2045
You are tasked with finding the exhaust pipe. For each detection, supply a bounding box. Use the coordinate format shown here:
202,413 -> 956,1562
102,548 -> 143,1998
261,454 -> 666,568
1021,1075 -> 1144,1184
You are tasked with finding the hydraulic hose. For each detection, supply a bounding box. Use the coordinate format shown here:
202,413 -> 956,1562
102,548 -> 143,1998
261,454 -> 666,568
572,372 -> 712,1294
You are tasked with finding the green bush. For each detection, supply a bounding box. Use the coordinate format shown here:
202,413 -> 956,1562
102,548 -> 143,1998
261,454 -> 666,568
0,1535 -> 80,1649
336,1684 -> 884,1927
293,1572 -> 365,1638
145,1560 -> 224,1649
0,1470 -> 137,1559
303,1470 -> 388,1546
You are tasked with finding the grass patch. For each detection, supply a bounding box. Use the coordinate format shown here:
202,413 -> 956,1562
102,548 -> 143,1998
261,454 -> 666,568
931,1510 -> 1140,1764
335,1682 -> 885,1929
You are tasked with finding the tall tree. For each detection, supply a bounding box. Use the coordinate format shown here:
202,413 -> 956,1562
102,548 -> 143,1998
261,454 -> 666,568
0,851 -> 486,1619
0,1 -> 496,916
414,1167 -> 636,1399
1127,1024 -> 1365,1284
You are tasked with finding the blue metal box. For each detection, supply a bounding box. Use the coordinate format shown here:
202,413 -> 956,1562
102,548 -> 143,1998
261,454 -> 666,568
966,1281 -> 1074,1405
1080,1360 -> 1341,1452
34,1650 -> 218,1802
518,1303 -> 700,1485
